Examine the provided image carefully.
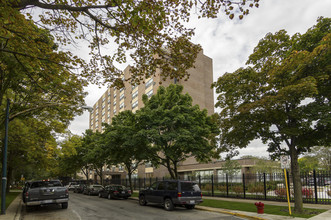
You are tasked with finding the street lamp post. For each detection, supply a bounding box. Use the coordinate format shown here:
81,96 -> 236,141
1,99 -> 10,214
0,101 -> 92,215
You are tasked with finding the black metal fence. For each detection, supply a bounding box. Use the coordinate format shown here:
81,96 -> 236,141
108,170 -> 331,204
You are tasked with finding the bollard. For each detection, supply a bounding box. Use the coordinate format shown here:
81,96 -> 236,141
254,202 -> 264,214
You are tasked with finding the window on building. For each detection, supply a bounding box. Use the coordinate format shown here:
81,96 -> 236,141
146,89 -> 153,98
120,93 -> 124,100
145,161 -> 152,168
145,78 -> 153,89
113,101 -> 117,106
119,102 -> 124,109
120,87 -> 124,92
132,90 -> 138,99
132,100 -> 138,109
132,84 -> 138,90
113,109 -> 117,114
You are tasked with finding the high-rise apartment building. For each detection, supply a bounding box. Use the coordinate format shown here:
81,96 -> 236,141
88,50 -> 214,181
90,50 -> 214,132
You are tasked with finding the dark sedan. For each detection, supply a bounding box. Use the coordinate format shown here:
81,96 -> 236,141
98,185 -> 131,199
74,184 -> 86,193
83,184 -> 104,196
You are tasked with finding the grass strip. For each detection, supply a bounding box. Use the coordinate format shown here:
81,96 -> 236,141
200,198 -> 327,218
0,191 -> 21,209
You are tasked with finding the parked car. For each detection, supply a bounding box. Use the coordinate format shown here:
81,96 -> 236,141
83,184 -> 104,196
22,180 -> 69,210
139,180 -> 203,211
98,185 -> 131,199
73,184 -> 86,193
66,182 -> 79,191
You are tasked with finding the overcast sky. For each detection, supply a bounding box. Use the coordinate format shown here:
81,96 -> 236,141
68,0 -> 331,159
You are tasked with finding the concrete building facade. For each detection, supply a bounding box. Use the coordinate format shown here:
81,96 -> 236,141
87,50 -> 216,182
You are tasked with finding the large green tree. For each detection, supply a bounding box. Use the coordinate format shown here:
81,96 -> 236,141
0,23 -> 86,187
55,134 -> 84,178
0,117 -> 59,191
1,0 -> 259,88
82,129 -> 107,185
138,84 -> 220,179
212,17 -> 331,213
103,110 -> 150,191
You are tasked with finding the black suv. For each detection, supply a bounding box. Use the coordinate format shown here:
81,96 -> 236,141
139,180 -> 202,211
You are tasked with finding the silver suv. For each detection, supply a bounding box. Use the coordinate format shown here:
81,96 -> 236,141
139,180 -> 203,211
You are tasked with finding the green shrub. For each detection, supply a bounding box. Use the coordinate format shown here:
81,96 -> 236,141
231,186 -> 243,194
247,184 -> 264,193
218,185 -> 227,192
201,184 -> 212,191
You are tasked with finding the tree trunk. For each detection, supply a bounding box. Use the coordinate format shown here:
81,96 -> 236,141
174,161 -> 178,179
165,159 -> 175,179
290,145 -> 303,213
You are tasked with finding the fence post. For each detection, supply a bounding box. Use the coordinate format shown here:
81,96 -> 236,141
211,175 -> 214,197
144,178 -> 146,189
138,178 -> 141,190
198,175 -> 201,189
264,173 -> 267,200
313,169 -> 318,204
226,173 -> 229,197
243,173 -> 246,199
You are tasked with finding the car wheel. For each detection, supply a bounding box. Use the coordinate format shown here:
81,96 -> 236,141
124,197 -> 128,200
98,193 -> 102,198
108,193 -> 111,200
139,195 -> 147,206
62,202 -> 68,209
164,198 -> 174,211
185,205 -> 195,209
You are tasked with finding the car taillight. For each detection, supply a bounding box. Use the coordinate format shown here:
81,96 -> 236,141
177,192 -> 182,197
114,191 -> 119,194
128,190 -> 131,194
201,193 -> 203,197
25,192 -> 29,198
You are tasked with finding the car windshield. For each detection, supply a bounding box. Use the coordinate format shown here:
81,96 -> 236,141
180,182 -> 200,192
93,185 -> 103,189
30,181 -> 62,188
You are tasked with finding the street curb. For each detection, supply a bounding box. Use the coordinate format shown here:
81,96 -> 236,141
14,196 -> 22,220
129,197 -> 266,220
195,206 -> 267,220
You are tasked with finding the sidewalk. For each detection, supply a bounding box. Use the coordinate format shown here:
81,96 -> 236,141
2,194 -> 331,220
198,196 -> 331,220
1,193 -> 22,220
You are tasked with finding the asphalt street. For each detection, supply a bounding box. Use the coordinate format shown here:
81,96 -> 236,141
20,192 -> 245,220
